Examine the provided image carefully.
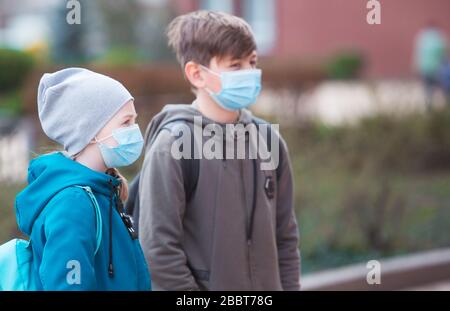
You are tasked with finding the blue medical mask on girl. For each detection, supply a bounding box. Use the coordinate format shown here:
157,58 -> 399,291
201,65 -> 262,111
94,124 -> 144,168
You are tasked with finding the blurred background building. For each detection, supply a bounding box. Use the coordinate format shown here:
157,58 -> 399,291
175,0 -> 450,77
2,0 -> 449,76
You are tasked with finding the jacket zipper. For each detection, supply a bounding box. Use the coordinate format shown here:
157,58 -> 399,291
222,131 -> 227,165
247,239 -> 253,288
248,158 -> 258,288
224,127 -> 258,288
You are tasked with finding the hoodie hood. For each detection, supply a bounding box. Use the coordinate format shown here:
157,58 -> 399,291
15,152 -> 120,236
143,102 -> 255,148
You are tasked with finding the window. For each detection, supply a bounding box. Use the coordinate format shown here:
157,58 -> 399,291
200,0 -> 233,13
198,0 -> 276,55
242,0 -> 276,55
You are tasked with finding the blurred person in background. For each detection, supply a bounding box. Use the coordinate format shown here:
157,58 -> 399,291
439,57 -> 450,104
414,21 -> 448,110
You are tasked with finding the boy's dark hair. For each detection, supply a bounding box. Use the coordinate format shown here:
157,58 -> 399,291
167,10 -> 257,68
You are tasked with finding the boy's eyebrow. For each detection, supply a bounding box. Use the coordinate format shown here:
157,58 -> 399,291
228,56 -> 257,63
123,113 -> 138,119
228,57 -> 241,63
235,53 -> 258,62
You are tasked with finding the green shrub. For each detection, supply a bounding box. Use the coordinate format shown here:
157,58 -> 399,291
0,48 -> 34,93
283,107 -> 450,273
97,46 -> 142,66
287,107 -> 450,173
0,91 -> 23,116
326,51 -> 364,80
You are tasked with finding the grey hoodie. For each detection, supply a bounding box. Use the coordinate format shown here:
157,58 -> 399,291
138,103 -> 300,291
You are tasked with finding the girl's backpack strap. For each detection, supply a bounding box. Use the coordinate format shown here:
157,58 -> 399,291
73,186 -> 102,255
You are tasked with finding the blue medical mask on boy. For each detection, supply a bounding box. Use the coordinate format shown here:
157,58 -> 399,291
95,124 -> 144,168
201,65 -> 262,111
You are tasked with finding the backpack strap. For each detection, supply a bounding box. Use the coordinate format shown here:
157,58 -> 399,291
74,186 -> 102,255
159,121 -> 199,204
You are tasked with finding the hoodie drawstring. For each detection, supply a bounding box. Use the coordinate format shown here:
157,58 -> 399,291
107,177 -> 137,278
108,179 -> 115,278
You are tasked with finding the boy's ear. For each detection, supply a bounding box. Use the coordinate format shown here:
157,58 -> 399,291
185,61 -> 206,89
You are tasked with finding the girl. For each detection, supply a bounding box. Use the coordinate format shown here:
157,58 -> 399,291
14,68 -> 151,290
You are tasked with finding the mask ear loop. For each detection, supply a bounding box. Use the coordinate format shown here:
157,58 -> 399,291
200,65 -> 220,77
200,65 -> 221,96
94,133 -> 113,144
72,136 -> 102,160
92,124 -> 137,148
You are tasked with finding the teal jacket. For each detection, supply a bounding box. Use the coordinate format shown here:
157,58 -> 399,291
15,152 -> 151,290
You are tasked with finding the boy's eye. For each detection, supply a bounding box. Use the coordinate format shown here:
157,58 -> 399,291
230,63 -> 241,69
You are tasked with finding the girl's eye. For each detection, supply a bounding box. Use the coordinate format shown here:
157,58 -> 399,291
231,63 -> 241,69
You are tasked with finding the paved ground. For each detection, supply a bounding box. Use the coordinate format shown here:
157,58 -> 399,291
408,280 -> 450,291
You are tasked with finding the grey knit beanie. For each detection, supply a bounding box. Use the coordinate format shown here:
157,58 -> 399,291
37,68 -> 134,156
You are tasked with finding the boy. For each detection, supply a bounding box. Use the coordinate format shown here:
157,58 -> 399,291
138,11 -> 300,291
